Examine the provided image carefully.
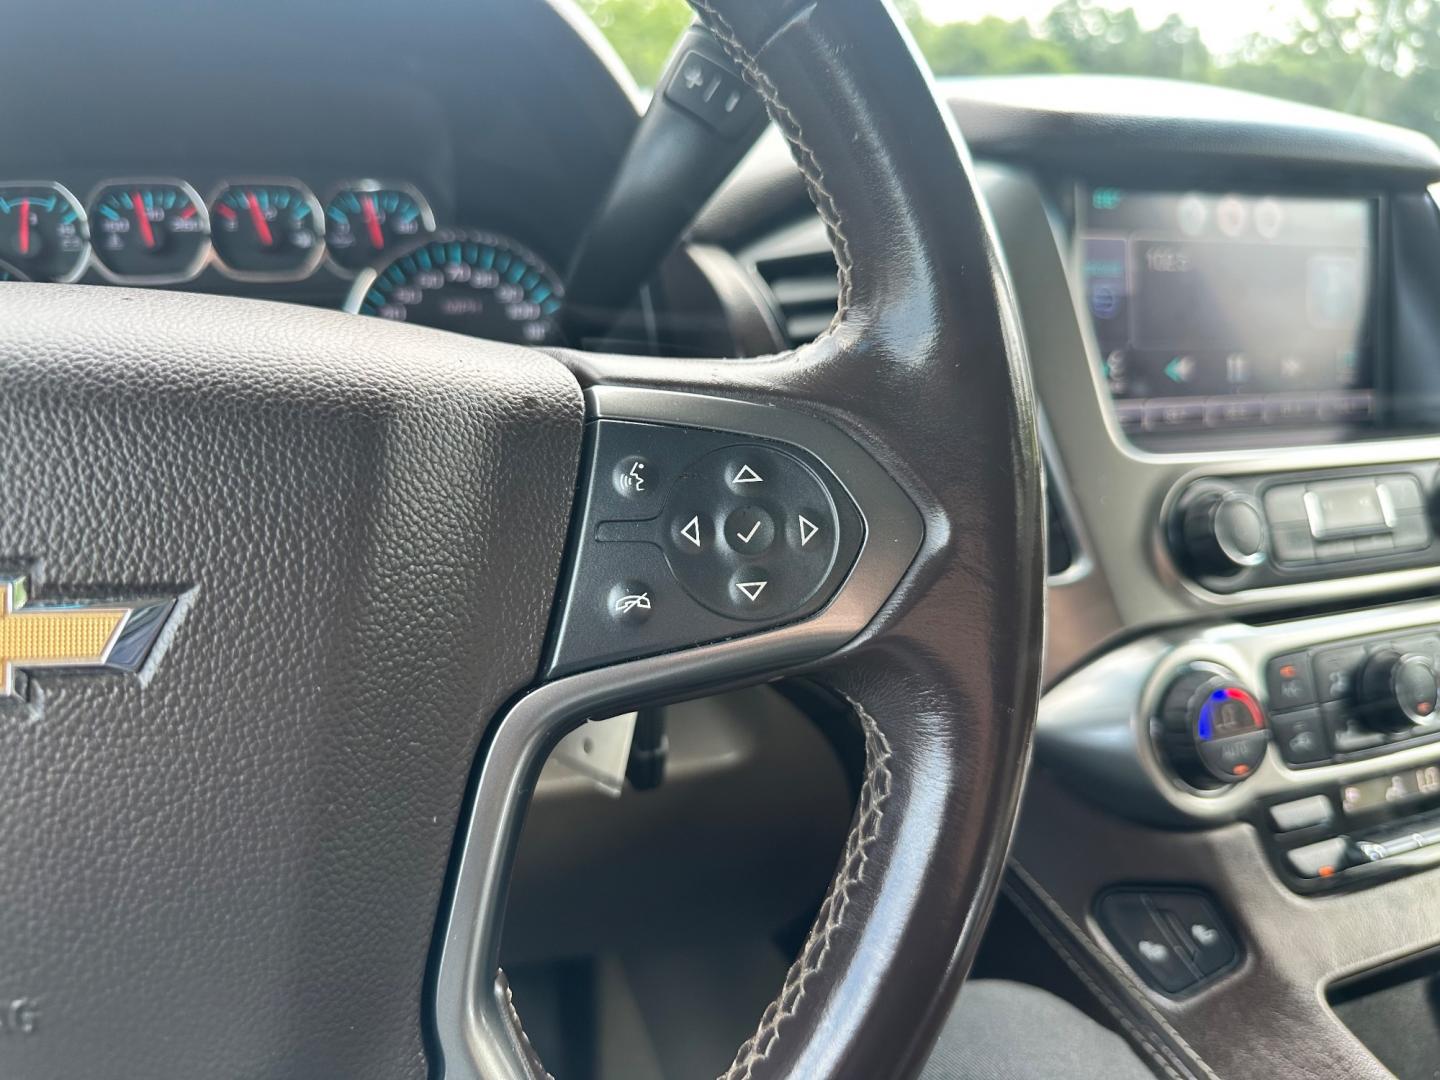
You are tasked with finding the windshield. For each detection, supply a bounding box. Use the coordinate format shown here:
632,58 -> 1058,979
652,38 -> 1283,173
580,0 -> 1440,142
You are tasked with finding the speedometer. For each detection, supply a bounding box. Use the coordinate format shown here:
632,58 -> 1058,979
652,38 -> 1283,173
344,230 -> 564,345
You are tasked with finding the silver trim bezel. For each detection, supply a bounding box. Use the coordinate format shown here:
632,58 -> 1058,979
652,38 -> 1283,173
341,229 -> 567,348
85,177 -> 212,286
0,180 -> 91,283
1038,595 -> 1440,825
963,165 -> 1440,683
207,177 -> 327,284
320,178 -> 436,279
1057,182 -> 1440,604
1154,446 -> 1440,606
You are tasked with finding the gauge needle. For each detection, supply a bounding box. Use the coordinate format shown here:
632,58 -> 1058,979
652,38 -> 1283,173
361,195 -> 384,250
17,198 -> 29,256
132,191 -> 156,249
246,191 -> 274,247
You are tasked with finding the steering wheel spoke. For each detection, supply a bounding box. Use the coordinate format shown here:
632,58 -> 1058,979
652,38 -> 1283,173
432,0 -> 1048,1072
432,370 -> 923,1078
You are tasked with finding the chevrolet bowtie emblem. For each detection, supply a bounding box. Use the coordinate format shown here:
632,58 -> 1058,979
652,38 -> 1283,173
0,575 -> 177,701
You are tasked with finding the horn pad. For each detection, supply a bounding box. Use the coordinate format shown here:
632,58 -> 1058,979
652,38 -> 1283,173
0,285 -> 583,1080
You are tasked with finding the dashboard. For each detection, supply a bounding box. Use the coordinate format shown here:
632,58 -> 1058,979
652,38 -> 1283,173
0,0 -> 640,347
12,5 -> 1440,1075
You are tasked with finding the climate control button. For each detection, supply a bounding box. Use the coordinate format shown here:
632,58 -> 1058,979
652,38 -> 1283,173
1358,649 -> 1440,732
1156,668 -> 1269,788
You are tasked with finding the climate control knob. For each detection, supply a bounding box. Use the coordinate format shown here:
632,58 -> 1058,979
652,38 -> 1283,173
1155,668 -> 1269,788
1177,489 -> 1268,577
1358,649 -> 1439,732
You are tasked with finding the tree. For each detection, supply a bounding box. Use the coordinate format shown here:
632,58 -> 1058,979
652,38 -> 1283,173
1040,0 -> 1212,81
575,0 -> 692,88
908,13 -> 1076,76
1229,0 -> 1440,135
580,0 -> 1440,143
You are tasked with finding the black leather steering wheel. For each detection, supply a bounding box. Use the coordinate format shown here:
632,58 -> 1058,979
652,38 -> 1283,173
0,1 -> 1043,1077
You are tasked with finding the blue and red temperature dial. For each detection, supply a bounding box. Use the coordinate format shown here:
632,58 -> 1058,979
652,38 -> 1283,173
1158,670 -> 1269,788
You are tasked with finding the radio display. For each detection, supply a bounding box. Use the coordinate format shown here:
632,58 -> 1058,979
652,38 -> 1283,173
1078,188 -> 1377,437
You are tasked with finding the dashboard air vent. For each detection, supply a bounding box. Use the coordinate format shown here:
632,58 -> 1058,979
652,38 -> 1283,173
753,250 -> 840,345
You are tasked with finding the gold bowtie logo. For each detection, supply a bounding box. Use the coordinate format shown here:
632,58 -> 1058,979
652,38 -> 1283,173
0,575 -> 177,700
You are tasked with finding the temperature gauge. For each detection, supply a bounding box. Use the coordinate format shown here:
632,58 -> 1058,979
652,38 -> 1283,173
89,180 -> 210,283
0,182 -> 89,282
210,180 -> 324,281
323,182 -> 434,275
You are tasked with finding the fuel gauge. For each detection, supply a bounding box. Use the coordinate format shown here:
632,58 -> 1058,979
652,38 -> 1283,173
0,182 -> 89,282
210,180 -> 324,281
89,180 -> 210,284
323,182 -> 434,275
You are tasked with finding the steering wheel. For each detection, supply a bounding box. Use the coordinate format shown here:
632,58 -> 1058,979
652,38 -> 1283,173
0,1 -> 1043,1077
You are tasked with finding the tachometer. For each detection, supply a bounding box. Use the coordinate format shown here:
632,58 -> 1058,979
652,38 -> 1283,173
89,180 -> 210,284
323,182 -> 434,275
0,182 -> 88,282
0,258 -> 31,282
344,230 -> 564,345
210,180 -> 324,281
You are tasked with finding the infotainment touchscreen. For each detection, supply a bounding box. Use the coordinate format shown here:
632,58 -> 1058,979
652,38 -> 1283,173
1078,188 -> 1376,438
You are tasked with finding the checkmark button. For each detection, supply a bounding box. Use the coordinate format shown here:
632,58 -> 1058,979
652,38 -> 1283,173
724,506 -> 775,554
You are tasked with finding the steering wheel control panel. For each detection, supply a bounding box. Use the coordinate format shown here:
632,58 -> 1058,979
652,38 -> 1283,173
546,420 -> 865,677
1168,463 -> 1438,593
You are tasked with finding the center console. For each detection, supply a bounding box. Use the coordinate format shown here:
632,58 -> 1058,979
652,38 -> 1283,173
962,91 -> 1440,1078
1039,598 -> 1440,895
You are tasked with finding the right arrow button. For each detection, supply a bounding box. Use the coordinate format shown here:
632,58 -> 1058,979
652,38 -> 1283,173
797,514 -> 820,548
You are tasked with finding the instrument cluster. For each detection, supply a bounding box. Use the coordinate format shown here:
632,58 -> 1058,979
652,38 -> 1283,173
0,177 -> 566,346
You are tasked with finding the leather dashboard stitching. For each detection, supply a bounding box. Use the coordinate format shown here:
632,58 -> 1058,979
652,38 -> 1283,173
718,694 -> 893,1080
688,0 -> 854,337
1008,862 -> 1221,1080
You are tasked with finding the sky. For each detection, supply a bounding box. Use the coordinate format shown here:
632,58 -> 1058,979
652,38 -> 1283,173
918,0 -> 1302,57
